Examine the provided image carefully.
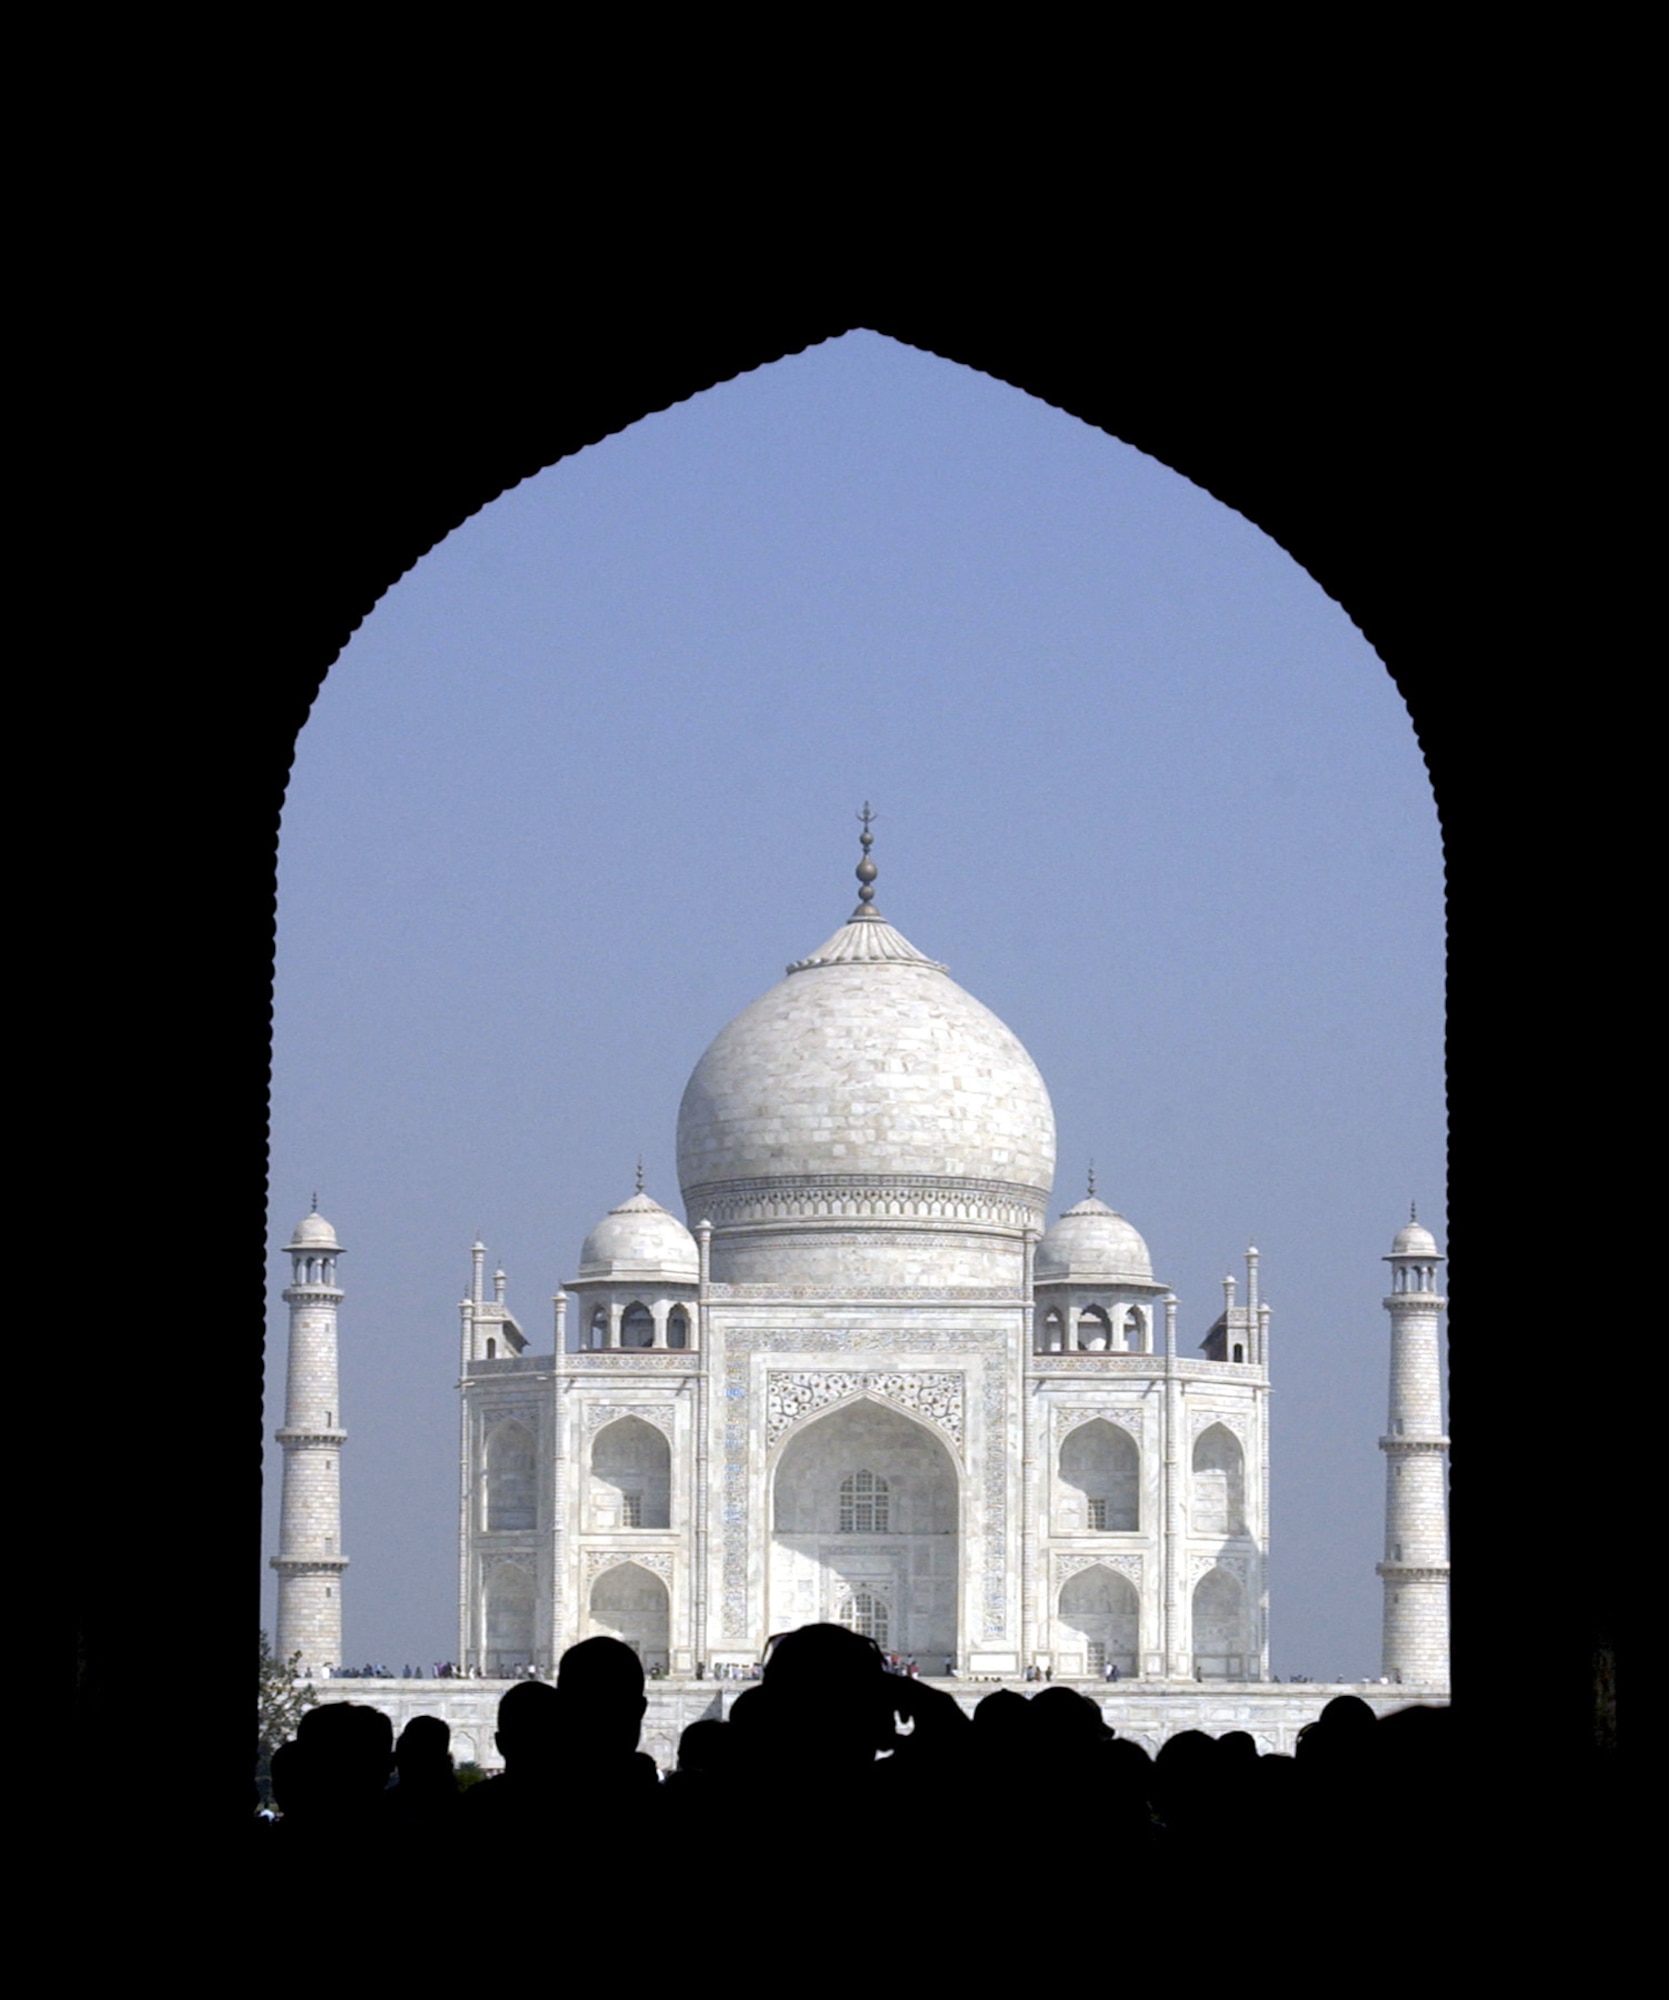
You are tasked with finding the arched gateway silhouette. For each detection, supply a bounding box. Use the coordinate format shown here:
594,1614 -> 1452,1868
97,280 -> 1598,1855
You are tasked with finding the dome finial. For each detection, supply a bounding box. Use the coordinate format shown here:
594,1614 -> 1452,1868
851,802 -> 881,920
1087,1159 -> 1096,1198
311,1190 -> 318,1213
1410,1199 -> 1418,1223
635,1155 -> 646,1195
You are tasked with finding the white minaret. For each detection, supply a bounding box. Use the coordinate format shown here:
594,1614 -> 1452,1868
1377,1210 -> 1450,1687
271,1202 -> 347,1675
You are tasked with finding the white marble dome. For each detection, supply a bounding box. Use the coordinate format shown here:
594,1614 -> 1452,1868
579,1188 -> 699,1282
1035,1195 -> 1154,1284
1392,1217 -> 1439,1257
288,1208 -> 340,1251
676,905 -> 1056,1283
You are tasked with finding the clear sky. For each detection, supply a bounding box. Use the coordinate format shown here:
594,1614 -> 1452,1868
263,330 -> 1446,1678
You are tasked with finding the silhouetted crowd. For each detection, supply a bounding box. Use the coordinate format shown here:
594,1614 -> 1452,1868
257,1624 -> 1456,1917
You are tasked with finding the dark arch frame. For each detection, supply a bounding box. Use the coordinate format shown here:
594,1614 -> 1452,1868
68,259 -> 1621,1853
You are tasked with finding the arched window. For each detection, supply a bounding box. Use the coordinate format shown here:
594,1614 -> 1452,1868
839,1469 -> 889,1533
1041,1310 -> 1064,1354
1077,1306 -> 1112,1351
667,1306 -> 689,1349
621,1302 -> 654,1348
1123,1306 -> 1145,1351
589,1306 -> 608,1350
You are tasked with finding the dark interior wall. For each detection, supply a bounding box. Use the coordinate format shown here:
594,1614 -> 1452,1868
56,225 -> 1626,1857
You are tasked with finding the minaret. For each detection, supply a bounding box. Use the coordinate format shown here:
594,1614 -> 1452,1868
271,1202 -> 347,1675
1377,1210 -> 1450,1687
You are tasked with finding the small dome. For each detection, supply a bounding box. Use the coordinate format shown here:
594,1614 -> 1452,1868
1392,1217 -> 1439,1257
579,1189 -> 699,1283
288,1208 -> 340,1252
1035,1196 -> 1154,1284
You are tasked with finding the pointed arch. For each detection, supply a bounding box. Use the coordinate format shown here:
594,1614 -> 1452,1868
1059,1417 -> 1139,1533
769,1397 -> 958,1665
1058,1563 -> 1139,1679
1192,1423 -> 1246,1536
1192,1565 -> 1247,1679
1077,1306 -> 1112,1351
589,1560 -> 669,1672
590,1415 -> 671,1530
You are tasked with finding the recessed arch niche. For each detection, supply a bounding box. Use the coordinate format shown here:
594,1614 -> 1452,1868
589,1561 -> 670,1673
590,1416 -> 671,1531
770,1397 -> 959,1664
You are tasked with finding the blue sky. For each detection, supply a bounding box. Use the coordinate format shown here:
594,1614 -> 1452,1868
264,330 -> 1445,1676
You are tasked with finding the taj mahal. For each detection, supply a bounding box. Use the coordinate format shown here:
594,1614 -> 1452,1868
273,822 -> 1450,1751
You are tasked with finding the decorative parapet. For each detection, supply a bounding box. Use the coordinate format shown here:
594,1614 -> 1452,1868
1029,1356 -> 1264,1379
555,1351 -> 701,1371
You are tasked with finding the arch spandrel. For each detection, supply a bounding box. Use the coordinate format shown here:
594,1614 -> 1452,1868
764,1370 -> 966,1462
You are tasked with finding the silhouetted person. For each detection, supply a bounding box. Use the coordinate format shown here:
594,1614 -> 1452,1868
383,1714 -> 460,1836
463,1640 -> 657,1849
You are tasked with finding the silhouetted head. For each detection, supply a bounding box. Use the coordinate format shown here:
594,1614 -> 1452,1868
676,1716 -> 731,1776
752,1623 -> 895,1778
1028,1684 -> 1112,1750
395,1713 -> 453,1778
293,1702 -> 394,1814
1320,1693 -> 1377,1734
495,1678 -> 563,1772
1218,1728 -> 1259,1766
555,1636 -> 648,1755
972,1687 -> 1030,1747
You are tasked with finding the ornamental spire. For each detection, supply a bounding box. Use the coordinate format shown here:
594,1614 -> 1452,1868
851,802 -> 881,920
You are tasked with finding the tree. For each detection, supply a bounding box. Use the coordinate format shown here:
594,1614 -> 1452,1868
257,1628 -> 316,1761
